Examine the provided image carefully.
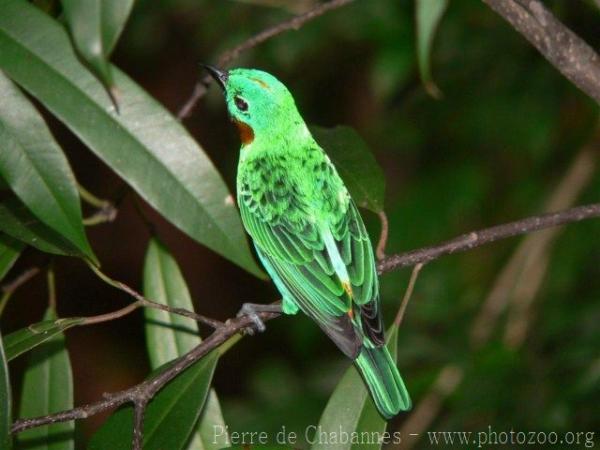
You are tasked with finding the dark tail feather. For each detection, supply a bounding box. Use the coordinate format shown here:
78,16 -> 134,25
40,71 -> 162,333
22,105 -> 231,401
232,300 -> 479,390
354,344 -> 411,419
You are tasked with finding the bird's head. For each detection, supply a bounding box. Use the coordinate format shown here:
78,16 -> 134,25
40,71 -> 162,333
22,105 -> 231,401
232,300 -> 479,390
203,66 -> 306,147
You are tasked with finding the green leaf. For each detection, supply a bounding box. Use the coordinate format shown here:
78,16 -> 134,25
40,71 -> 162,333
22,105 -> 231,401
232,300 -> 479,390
88,353 -> 219,450
61,0 -> 134,92
0,0 -> 264,278
143,238 -> 228,450
415,0 -> 448,98
0,197 -> 86,258
3,317 -> 84,362
0,331 -> 12,450
0,234 -> 23,281
312,326 -> 399,450
310,125 -> 386,213
0,72 -> 95,261
17,307 -> 75,450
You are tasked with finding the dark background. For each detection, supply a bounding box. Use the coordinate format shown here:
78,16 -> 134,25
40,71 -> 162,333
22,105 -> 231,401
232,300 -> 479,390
3,0 -> 599,447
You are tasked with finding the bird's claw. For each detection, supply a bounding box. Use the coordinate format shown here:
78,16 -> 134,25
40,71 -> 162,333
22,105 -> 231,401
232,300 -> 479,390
237,303 -> 267,334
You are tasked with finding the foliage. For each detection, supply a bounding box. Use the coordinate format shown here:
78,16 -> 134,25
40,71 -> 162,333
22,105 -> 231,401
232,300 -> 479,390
0,0 -> 598,449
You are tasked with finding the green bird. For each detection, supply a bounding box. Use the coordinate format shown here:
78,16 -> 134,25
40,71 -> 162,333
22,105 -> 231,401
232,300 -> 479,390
205,66 -> 411,418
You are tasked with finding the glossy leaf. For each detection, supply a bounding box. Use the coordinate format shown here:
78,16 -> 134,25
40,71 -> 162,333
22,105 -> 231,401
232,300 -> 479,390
3,317 -> 84,362
88,352 -> 219,450
310,125 -> 385,213
17,307 -> 75,450
415,0 -> 448,98
0,0 -> 263,278
61,0 -> 134,91
0,331 -> 12,449
0,234 -> 23,281
0,72 -> 94,261
0,197 -> 85,258
143,238 -> 228,450
312,326 -> 399,450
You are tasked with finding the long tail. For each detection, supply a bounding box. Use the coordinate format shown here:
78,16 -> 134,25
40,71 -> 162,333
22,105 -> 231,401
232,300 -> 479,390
354,344 -> 411,419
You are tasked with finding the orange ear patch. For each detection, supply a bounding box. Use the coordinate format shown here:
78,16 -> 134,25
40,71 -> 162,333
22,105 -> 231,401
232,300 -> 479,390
250,77 -> 270,90
234,120 -> 255,145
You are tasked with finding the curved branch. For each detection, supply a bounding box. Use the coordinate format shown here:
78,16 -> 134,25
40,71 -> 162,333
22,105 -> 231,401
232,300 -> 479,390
377,203 -> 600,274
11,202 -> 600,435
11,312 -> 275,435
483,0 -> 600,104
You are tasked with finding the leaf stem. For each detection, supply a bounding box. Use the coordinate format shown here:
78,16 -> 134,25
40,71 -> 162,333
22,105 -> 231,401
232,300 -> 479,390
86,261 -> 224,329
78,183 -> 118,226
376,210 -> 389,260
0,267 -> 41,317
394,263 -> 423,327
47,263 -> 56,310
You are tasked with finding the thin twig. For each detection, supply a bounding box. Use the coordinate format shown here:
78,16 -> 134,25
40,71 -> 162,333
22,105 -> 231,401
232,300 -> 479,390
79,300 -> 145,326
394,263 -> 423,327
376,210 -> 389,260
177,0 -> 355,119
377,203 -> 600,274
483,0 -> 600,104
0,267 -> 41,317
86,262 -> 224,329
10,202 -> 600,437
47,264 -> 56,310
1,267 -> 40,296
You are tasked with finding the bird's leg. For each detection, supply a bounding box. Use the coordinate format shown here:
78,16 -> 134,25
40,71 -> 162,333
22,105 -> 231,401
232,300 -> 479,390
236,302 -> 282,334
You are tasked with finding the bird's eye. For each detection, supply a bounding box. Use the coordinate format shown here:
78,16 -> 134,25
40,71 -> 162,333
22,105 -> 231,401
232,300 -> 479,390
234,96 -> 248,112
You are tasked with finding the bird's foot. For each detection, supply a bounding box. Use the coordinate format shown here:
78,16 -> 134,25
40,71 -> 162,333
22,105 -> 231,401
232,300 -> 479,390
236,303 -> 282,335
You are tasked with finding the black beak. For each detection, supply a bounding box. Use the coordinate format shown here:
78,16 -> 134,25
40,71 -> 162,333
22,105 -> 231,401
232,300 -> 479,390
201,64 -> 228,90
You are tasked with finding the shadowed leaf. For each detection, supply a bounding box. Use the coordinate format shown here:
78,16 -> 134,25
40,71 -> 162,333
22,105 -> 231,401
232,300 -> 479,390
143,238 -> 228,450
0,72 -> 95,261
61,0 -> 134,97
3,317 -> 84,362
17,308 -> 75,450
0,331 -> 11,449
415,0 -> 448,98
310,125 -> 386,213
88,352 -> 219,450
0,234 -> 23,281
0,197 -> 86,258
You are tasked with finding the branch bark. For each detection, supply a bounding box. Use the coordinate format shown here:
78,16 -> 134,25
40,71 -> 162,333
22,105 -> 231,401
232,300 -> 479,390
483,0 -> 600,104
11,312 -> 277,435
10,202 -> 600,437
377,203 -> 600,273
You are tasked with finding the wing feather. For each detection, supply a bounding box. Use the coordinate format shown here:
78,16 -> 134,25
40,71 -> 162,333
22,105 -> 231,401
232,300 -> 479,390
239,154 -> 384,353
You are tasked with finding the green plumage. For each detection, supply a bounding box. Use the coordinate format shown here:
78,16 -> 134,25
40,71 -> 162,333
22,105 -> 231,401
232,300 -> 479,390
215,67 -> 411,418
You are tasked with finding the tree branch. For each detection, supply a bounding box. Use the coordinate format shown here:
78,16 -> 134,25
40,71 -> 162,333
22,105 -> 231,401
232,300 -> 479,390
11,312 -> 276,435
377,203 -> 600,274
177,0 -> 355,119
11,202 -> 600,438
482,0 -> 600,104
